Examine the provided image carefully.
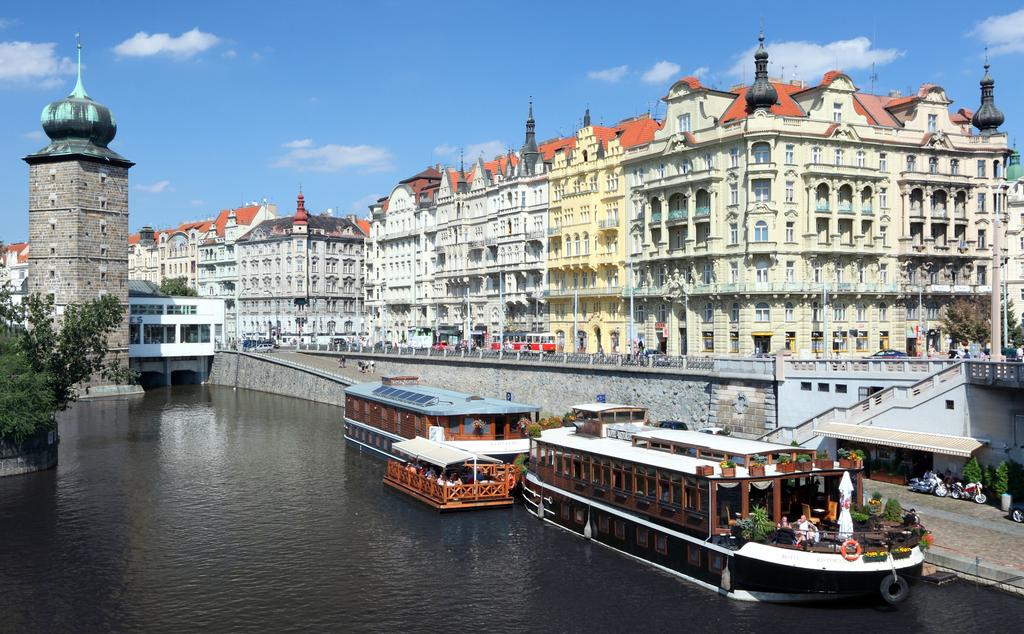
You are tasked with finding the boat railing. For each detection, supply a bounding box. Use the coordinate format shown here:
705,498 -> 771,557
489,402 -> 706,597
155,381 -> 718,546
385,461 -> 513,503
721,525 -> 923,554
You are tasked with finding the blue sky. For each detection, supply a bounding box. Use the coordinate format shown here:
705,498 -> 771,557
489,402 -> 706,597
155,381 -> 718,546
1,1 -> 1022,242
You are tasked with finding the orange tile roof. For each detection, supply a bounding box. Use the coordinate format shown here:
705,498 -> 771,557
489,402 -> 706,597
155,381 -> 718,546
539,136 -> 575,160
128,234 -> 140,245
356,219 -> 371,235
720,81 -> 806,123
675,76 -> 703,90
616,114 -> 662,148
209,204 -> 262,237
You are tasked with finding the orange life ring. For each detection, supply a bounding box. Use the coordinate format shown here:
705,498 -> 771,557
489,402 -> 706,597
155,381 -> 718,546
506,470 -> 517,490
841,539 -> 862,561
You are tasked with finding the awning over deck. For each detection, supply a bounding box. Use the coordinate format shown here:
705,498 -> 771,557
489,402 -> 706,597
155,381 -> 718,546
815,423 -> 984,458
392,437 -> 500,468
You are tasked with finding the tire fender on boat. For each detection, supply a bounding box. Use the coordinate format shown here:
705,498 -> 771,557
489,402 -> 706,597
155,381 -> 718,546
880,574 -> 909,605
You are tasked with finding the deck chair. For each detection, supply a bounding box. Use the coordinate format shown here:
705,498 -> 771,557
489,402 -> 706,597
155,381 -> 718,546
824,500 -> 838,523
802,503 -> 821,525
725,504 -> 737,527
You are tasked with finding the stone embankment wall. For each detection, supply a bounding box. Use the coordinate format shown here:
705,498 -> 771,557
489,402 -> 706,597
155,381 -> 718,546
208,351 -> 351,406
214,351 -> 777,434
0,428 -> 58,477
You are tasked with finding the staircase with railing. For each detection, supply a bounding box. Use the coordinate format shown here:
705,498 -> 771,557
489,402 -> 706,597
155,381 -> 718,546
760,363 -> 967,446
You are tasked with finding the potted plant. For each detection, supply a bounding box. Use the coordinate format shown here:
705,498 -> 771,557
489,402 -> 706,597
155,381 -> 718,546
814,450 -> 833,470
696,465 -> 715,477
862,550 -> 889,563
776,454 -> 796,473
472,419 -> 486,435
749,455 -> 767,477
719,459 -> 737,478
851,506 -> 871,525
796,453 -> 813,472
891,546 -> 913,560
868,491 -> 883,515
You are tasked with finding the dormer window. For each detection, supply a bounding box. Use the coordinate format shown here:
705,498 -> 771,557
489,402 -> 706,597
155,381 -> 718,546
677,113 -> 691,133
833,102 -> 842,123
927,114 -> 937,133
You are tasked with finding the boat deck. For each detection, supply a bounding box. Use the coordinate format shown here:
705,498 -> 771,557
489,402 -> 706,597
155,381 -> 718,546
383,461 -> 515,512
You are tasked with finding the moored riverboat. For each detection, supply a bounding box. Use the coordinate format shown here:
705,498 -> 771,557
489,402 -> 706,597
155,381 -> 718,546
383,437 -> 517,511
344,376 -> 540,462
523,404 -> 926,604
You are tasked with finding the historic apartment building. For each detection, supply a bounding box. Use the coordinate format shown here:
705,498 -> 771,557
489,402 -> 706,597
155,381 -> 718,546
236,192 -> 368,343
24,44 -> 133,365
1007,150 -> 1024,333
545,111 -> 661,354
619,34 -> 1010,357
196,202 -> 278,341
129,219 -> 215,288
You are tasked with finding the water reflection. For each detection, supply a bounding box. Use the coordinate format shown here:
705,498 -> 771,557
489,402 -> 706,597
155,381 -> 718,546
0,385 -> 1017,633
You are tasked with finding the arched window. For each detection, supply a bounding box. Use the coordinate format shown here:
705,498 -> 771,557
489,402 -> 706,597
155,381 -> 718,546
815,184 -> 830,211
695,190 -> 711,215
861,186 -> 873,212
755,302 -> 770,322
668,193 -> 686,215
754,221 -> 769,242
582,232 -> 590,255
752,142 -> 771,164
838,185 -> 853,212
574,234 -> 581,256
703,302 -> 714,323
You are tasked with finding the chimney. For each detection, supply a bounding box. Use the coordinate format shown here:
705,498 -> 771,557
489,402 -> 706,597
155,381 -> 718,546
888,89 -> 902,98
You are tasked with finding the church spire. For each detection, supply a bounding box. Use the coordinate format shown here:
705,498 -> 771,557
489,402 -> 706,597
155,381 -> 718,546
745,30 -> 777,112
71,33 -> 88,99
583,107 -> 591,127
521,97 -> 540,175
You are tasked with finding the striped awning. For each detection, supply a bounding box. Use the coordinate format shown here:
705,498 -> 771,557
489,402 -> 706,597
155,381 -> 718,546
815,423 -> 984,458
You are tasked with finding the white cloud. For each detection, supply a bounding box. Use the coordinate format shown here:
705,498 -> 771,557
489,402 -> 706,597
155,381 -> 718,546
642,61 -> 681,84
135,180 -> 173,193
273,139 -> 392,173
971,9 -> 1024,56
0,41 -> 74,85
350,192 -> 382,212
433,143 -> 457,157
691,66 -> 709,78
727,37 -> 902,81
114,27 -> 220,59
464,140 -> 506,162
587,64 -> 628,82
23,130 -> 44,141
222,49 -> 237,59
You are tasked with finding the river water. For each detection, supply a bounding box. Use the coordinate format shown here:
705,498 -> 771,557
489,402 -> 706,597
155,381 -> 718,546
0,386 -> 1017,633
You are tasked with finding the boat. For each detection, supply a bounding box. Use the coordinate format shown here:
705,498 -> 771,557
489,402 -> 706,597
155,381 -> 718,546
383,437 -> 517,511
522,403 -> 926,604
343,375 -> 540,463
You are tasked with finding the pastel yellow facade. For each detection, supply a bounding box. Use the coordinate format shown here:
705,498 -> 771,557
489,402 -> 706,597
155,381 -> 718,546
546,115 -> 659,353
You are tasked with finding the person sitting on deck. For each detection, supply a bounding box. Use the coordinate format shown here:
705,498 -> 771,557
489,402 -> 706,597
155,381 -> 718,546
795,515 -> 819,544
773,517 -> 797,545
436,472 -> 446,486
424,467 -> 436,480
447,473 -> 460,486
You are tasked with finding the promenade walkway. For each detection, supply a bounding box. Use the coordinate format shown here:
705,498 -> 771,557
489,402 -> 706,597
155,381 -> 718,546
866,479 -> 1024,594
275,351 -> 385,383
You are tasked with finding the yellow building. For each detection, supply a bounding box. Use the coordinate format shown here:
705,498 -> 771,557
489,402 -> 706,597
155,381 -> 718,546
546,112 -> 661,353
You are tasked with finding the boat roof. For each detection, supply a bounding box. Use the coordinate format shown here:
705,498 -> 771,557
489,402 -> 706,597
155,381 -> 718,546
537,427 -> 806,479
633,429 -> 795,455
573,403 -> 646,413
345,381 -> 540,416
392,436 -> 501,468
444,438 -> 531,455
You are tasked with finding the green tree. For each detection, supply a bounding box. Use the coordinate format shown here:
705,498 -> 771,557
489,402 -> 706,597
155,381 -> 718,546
1005,300 -> 1023,348
939,298 -> 989,347
993,462 -> 1010,497
159,276 -> 197,296
18,292 -> 134,411
962,456 -> 983,484
0,335 -> 56,442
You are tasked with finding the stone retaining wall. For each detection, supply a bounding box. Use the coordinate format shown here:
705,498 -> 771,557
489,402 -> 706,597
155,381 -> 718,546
219,351 -> 777,434
0,428 -> 59,477
208,351 -> 350,406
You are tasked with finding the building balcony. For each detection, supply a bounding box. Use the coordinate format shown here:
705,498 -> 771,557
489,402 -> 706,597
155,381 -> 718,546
666,209 -> 687,225
861,205 -> 873,215
815,202 -> 830,213
694,206 -> 711,217
547,227 -> 562,237
650,212 -> 662,224
545,286 -> 623,298
598,217 -> 620,229
931,206 -> 948,218
837,202 -> 853,214
526,229 -> 546,241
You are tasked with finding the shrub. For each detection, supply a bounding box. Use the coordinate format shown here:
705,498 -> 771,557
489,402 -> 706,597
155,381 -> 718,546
752,454 -> 768,465
963,456 -> 983,484
796,453 -> 812,463
883,498 -> 903,522
1008,460 -> 1024,498
851,449 -> 866,461
816,450 -> 829,459
527,423 -> 542,438
851,506 -> 871,523
837,448 -> 850,459
512,453 -> 528,475
870,490 -> 883,501
993,462 -> 1010,497
721,426 -> 732,436
719,459 -> 736,469
777,454 -> 792,464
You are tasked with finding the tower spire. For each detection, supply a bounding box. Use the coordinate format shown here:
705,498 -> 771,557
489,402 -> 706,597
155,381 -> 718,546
745,29 -> 777,111
521,97 -> 540,175
71,33 -> 88,99
971,55 -> 1004,136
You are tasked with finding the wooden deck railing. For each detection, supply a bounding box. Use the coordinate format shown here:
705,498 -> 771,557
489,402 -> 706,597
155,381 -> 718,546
386,461 -> 513,503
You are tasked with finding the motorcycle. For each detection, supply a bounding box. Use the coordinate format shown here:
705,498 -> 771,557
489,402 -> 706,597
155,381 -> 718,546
907,471 -> 948,497
949,481 -> 987,504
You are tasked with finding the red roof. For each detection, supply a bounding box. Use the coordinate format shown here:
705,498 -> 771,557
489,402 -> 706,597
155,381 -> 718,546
675,76 -> 703,90
356,219 -> 371,235
6,242 -> 28,263
616,114 -> 661,148
539,136 -> 576,160
210,204 -> 262,237
720,81 -> 806,123
128,234 -> 140,245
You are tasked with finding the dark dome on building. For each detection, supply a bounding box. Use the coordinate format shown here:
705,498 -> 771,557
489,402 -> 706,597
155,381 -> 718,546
745,32 -> 778,112
971,63 -> 1004,136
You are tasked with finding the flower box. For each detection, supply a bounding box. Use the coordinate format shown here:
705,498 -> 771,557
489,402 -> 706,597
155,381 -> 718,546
814,459 -> 834,470
891,548 -> 913,560
748,464 -> 766,477
720,467 -> 736,478
838,458 -> 862,469
777,462 -> 796,474
862,551 -> 889,563
796,461 -> 813,472
696,465 -> 715,477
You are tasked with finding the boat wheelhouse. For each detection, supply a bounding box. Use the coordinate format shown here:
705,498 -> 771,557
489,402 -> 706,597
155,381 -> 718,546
523,405 -> 926,603
383,437 -> 517,511
344,376 -> 540,462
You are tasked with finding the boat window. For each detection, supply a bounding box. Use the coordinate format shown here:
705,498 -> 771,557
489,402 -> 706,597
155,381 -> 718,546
598,515 -> 609,534
633,466 -> 645,496
670,473 -> 683,506
716,482 -> 742,529
614,520 -> 625,540
637,526 -> 649,548
658,473 -> 671,503
687,544 -> 701,567
709,553 -> 725,573
651,442 -> 672,452
591,457 -> 601,484
572,456 -> 583,480
611,461 -> 623,489
561,504 -> 570,520
684,476 -> 699,510
749,480 -> 774,522
601,458 -> 612,487
574,507 -> 585,525
655,534 -> 668,555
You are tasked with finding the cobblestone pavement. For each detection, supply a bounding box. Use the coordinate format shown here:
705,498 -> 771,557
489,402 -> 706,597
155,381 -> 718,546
277,351 -> 384,383
866,479 -> 1024,573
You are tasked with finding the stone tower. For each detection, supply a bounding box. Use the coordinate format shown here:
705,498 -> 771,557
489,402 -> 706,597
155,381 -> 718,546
23,39 -> 133,363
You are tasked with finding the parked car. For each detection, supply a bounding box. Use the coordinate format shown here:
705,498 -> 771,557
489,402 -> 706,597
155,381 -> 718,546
871,349 -> 908,358
253,343 -> 274,352
698,426 -> 726,435
431,342 -> 448,351
1010,501 -> 1024,523
658,420 -> 689,430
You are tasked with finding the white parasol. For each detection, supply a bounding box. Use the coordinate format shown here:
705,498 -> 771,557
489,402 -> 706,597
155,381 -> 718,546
838,470 -> 855,539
